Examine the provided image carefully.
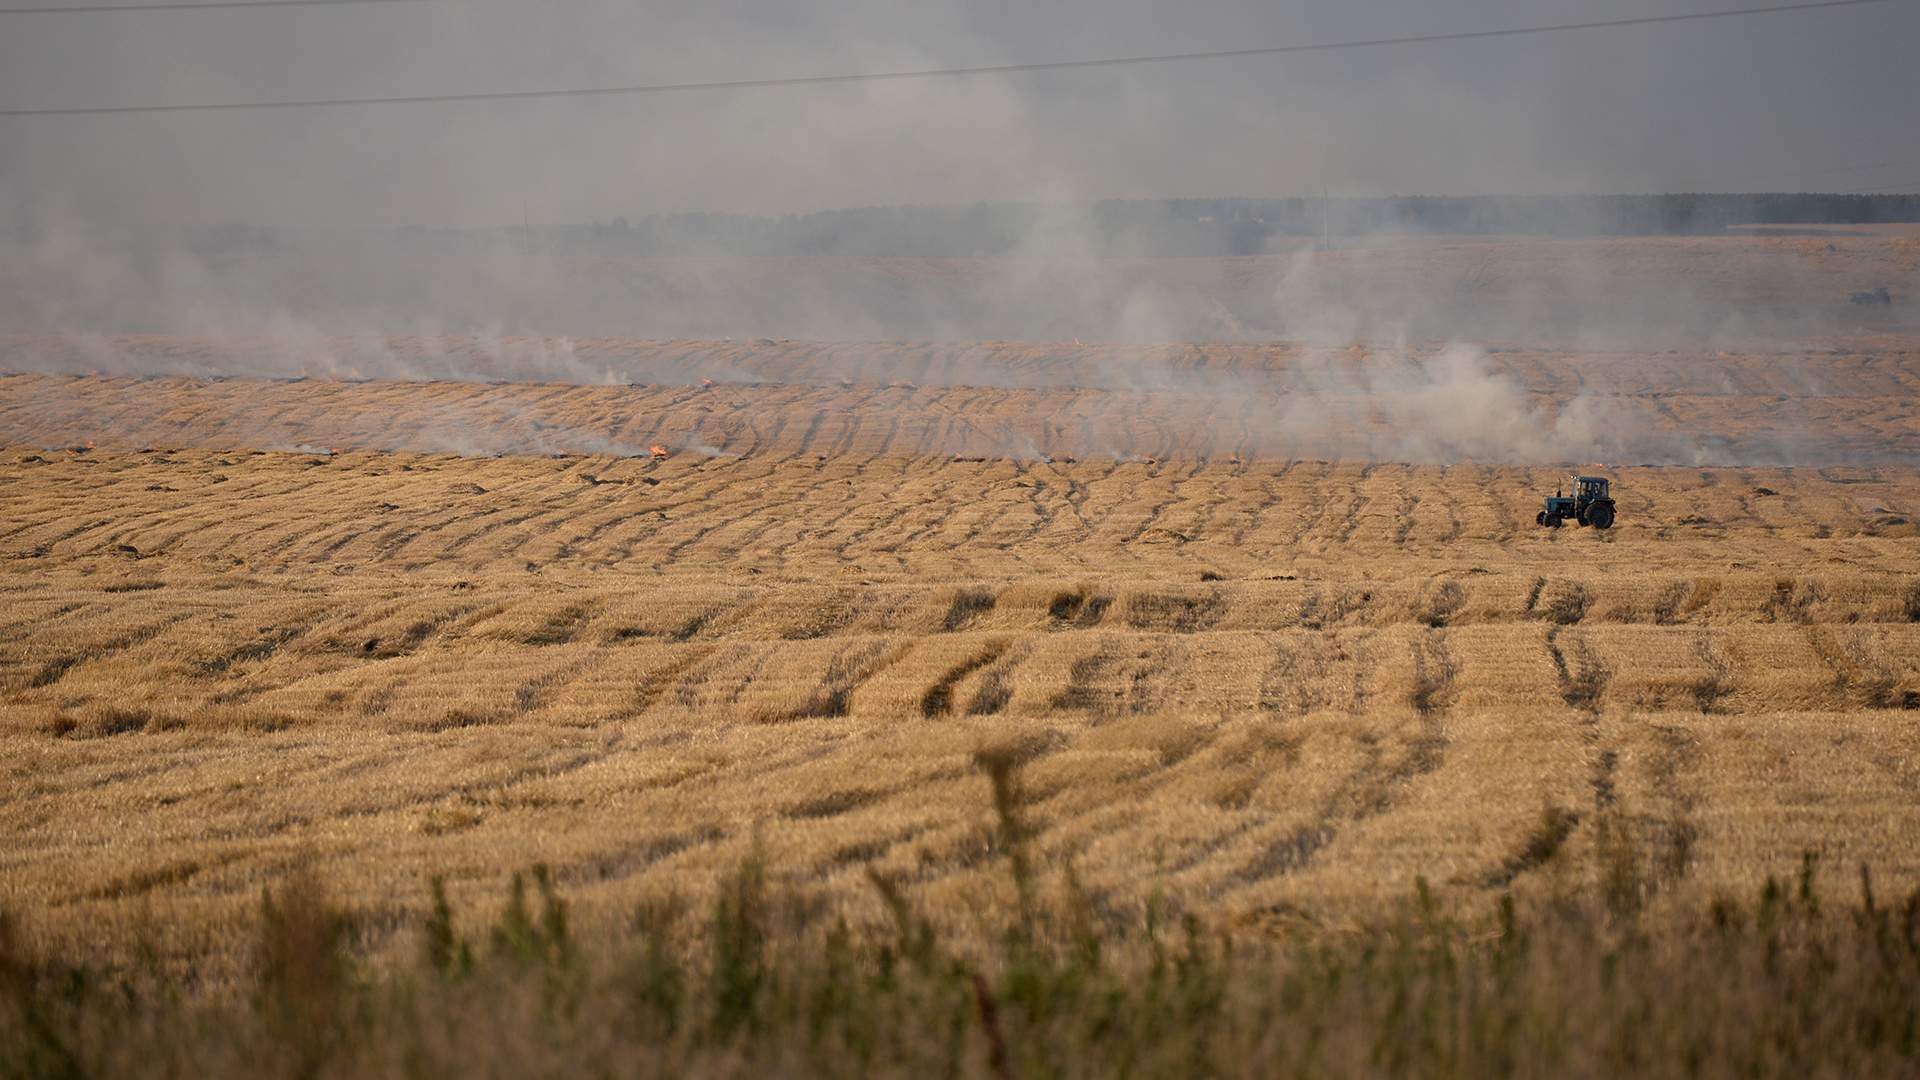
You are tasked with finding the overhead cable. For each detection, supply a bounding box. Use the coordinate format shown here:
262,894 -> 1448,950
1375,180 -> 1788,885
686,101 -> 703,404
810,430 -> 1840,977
0,0 -> 1889,116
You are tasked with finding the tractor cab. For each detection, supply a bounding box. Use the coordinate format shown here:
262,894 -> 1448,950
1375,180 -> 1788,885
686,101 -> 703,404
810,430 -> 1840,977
1537,474 -> 1617,530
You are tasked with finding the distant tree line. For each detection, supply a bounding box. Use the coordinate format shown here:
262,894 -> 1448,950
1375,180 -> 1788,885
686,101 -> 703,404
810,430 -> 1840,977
189,193 -> 1920,258
554,193 -> 1920,256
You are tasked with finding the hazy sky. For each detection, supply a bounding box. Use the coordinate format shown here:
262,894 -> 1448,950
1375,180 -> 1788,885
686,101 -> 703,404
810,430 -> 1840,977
0,0 -> 1915,227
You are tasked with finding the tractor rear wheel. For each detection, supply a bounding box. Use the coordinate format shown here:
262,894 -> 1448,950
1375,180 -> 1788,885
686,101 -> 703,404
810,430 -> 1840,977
1589,503 -> 1615,530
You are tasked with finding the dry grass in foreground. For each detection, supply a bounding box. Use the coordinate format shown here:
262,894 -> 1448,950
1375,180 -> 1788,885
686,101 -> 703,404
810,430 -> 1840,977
4,752 -> 1917,1079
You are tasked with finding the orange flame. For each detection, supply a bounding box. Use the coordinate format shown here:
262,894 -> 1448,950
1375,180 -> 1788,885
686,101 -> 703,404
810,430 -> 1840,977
700,378 -> 715,387
649,445 -> 670,458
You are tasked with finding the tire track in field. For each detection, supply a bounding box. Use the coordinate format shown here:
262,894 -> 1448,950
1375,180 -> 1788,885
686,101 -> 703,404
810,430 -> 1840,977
944,494 -> 1022,570
373,503 -> 511,567
692,480 -> 815,564
1640,722 -> 1702,890
1113,460 -> 1197,548
0,504 -> 70,546
1482,465 -> 1523,543
1332,464 -> 1378,543
386,467 -> 588,563
1545,624 -> 1609,719
642,591 -> 763,645
1282,462 -> 1335,546
1179,468 -> 1235,546
1255,634 -> 1306,715
593,467 -> 743,562
15,611 -> 197,693
1048,633 -> 1166,719
193,607 -> 337,683
453,743 -> 623,815
831,457 -> 952,559
1437,465 -> 1465,543
810,469 -> 902,569
824,387 -> 879,458
616,644 -> 722,720
919,638 -> 1012,718
1054,459 -> 1120,538
429,506 -> 558,564
1804,625 -> 1902,708
1691,631 -> 1734,712
629,385 -> 714,448
872,459 -> 971,552
494,493 -> 630,564
712,644 -> 780,713
25,516 -> 118,553
507,651 -> 603,716
1004,460 -> 1060,547
1228,462 -> 1288,547
760,640 -> 913,723
1536,614 -> 1658,883
0,601 -> 100,641
1392,487 -> 1421,547
1229,628 -> 1453,889
625,467 -> 834,568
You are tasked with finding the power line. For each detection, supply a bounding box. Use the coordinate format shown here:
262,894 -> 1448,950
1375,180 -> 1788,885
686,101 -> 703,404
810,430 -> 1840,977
0,0 -> 431,13
0,0 -> 1888,117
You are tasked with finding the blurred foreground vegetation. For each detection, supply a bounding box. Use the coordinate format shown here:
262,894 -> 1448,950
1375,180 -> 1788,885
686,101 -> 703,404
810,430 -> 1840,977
5,754 -> 1918,1078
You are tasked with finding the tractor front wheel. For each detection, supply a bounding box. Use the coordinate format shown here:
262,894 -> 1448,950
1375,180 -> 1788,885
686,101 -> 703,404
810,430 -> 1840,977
1589,504 -> 1615,530
1536,511 -> 1547,526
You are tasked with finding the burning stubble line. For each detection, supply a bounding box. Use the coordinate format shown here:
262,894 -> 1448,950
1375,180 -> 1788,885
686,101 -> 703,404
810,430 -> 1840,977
3,222 -> 1915,466
0,362 -> 1905,468
7,206 -> 1915,359
11,211 -> 1910,466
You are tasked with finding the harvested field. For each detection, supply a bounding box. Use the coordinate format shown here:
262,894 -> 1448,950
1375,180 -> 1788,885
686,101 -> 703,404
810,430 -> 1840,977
3,338 -> 1918,980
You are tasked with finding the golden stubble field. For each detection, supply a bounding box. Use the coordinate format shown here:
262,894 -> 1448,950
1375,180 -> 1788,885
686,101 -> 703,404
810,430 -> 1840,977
2,333 -> 1919,976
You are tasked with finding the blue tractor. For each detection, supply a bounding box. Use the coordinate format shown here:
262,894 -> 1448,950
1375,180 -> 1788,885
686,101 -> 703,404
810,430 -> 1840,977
1538,475 -> 1616,530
